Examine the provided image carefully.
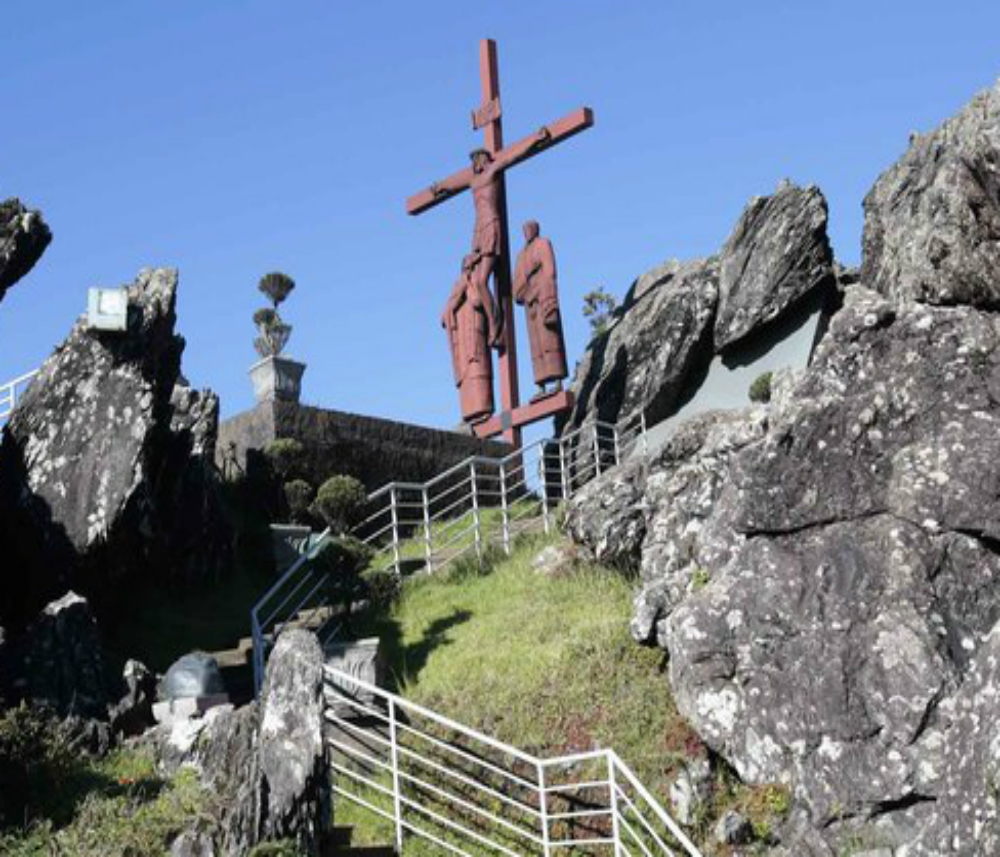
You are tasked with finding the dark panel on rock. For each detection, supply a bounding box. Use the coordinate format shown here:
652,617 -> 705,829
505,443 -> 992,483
862,80 -> 1000,307
714,182 -> 834,350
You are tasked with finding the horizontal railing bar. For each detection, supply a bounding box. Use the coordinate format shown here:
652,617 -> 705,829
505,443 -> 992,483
542,749 -> 609,768
396,766 -> 544,845
547,808 -> 612,821
323,691 -> 390,724
430,492 -> 474,522
617,786 -> 676,857
395,739 -> 542,819
326,714 -> 393,755
331,759 -> 396,797
399,818 -> 477,857
325,666 -> 539,766
393,718 -> 539,791
332,784 -> 397,825
550,837 -> 616,848
544,778 -> 610,794
259,567 -> 319,630
617,809 -> 660,857
433,520 -> 479,554
400,794 -> 522,857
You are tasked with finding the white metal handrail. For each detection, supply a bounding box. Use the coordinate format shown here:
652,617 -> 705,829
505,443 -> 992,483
0,369 -> 39,424
324,664 -> 702,857
250,412 -> 648,693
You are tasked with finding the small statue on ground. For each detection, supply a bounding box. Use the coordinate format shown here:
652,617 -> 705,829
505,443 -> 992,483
442,254 -> 499,424
513,220 -> 568,399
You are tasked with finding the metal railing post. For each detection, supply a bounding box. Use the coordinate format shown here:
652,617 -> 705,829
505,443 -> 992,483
471,460 -> 482,563
389,486 -> 401,575
389,698 -> 404,854
499,460 -> 510,555
422,486 -> 433,573
613,424 -> 622,467
608,753 -> 623,856
540,451 -> 551,535
559,438 -> 570,502
593,428 -> 602,478
641,411 -> 649,457
538,762 -> 552,857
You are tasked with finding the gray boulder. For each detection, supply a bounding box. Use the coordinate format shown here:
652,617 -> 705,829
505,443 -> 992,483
162,629 -> 331,856
0,267 -> 230,625
16,591 -> 112,720
560,257 -> 718,434
862,78 -> 1000,307
660,289 -> 1000,851
0,197 -> 51,302
162,653 -> 225,701
715,182 -> 834,350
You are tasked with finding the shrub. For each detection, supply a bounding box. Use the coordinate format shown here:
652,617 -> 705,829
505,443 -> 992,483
749,370 -> 773,404
283,479 -> 314,524
362,567 -> 402,610
264,438 -> 305,481
258,272 -> 296,308
314,535 -> 373,579
311,475 -> 367,534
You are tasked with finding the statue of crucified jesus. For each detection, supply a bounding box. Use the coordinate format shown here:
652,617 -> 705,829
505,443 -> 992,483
431,125 -> 551,348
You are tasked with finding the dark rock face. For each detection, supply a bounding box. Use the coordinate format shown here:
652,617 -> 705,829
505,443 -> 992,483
714,182 -> 834,350
17,591 -> 112,720
561,257 -> 718,434
109,659 -> 157,738
560,182 -> 835,436
0,197 -> 51,301
172,629 -> 330,856
862,79 -> 1000,307
0,268 -> 230,626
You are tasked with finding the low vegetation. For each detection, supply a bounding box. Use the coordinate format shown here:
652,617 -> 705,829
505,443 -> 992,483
342,533 -> 790,855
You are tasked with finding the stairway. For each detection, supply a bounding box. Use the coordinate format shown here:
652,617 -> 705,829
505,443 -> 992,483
322,825 -> 394,856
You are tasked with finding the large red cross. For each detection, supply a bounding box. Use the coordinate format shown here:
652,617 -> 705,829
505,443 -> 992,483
407,39 -> 593,446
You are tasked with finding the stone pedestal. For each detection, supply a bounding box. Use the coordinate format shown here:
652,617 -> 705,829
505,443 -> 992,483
250,355 -> 306,404
324,637 -> 384,717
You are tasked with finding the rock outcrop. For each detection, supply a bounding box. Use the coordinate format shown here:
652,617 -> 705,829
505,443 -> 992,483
0,267 -> 231,626
560,182 -> 835,436
0,197 -> 51,303
862,79 -> 1000,308
151,629 -> 331,856
565,80 -> 1000,855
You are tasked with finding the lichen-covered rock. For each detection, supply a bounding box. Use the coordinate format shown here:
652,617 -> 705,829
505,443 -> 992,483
862,78 -> 1000,307
164,629 -> 330,856
714,182 -> 834,350
17,591 -> 112,720
631,407 -> 766,645
0,197 -> 51,302
0,268 -> 230,626
657,289 -> 1000,852
560,257 -> 718,434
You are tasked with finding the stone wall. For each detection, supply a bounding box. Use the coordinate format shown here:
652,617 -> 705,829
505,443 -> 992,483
217,401 -> 509,491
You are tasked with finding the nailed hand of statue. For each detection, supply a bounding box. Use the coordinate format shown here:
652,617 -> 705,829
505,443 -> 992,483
536,125 -> 551,144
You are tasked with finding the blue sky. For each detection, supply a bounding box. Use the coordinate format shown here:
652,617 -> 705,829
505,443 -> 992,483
4,1 -> 1000,427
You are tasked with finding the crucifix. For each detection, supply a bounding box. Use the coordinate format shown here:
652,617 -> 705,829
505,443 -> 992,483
407,39 -> 594,447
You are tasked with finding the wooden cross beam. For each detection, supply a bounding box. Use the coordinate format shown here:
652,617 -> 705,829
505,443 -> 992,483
407,39 -> 593,446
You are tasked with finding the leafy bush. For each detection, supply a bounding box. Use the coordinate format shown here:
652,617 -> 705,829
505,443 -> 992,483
283,479 -> 314,524
362,567 -> 402,610
254,272 -> 296,358
311,475 -> 367,534
314,535 -> 373,580
264,438 -> 305,481
749,370 -> 773,404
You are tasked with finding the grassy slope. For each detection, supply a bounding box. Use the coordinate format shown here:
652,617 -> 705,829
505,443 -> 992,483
343,533 -> 788,855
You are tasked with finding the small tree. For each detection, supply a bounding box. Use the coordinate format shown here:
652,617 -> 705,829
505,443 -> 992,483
254,272 -> 296,358
582,288 -> 618,337
263,438 -> 305,481
311,474 -> 368,534
749,371 -> 773,404
283,479 -> 315,525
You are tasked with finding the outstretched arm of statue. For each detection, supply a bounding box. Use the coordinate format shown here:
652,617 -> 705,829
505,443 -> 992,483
494,125 -> 552,171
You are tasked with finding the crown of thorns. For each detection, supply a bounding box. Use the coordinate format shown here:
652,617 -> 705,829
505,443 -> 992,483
469,148 -> 492,160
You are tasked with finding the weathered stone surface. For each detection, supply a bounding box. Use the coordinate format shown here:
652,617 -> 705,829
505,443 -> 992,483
668,756 -> 712,827
714,182 -> 834,350
714,809 -> 753,845
162,653 -> 226,701
153,629 -> 330,856
0,268 -> 230,626
560,257 -> 718,434
110,658 -> 157,738
17,591 -> 112,720
862,78 -> 1000,307
0,197 -> 51,302
563,452 -> 648,572
657,289 -> 1000,851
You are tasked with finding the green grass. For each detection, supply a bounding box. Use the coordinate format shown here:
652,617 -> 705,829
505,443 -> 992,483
0,747 -> 208,856
339,532 -> 790,855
